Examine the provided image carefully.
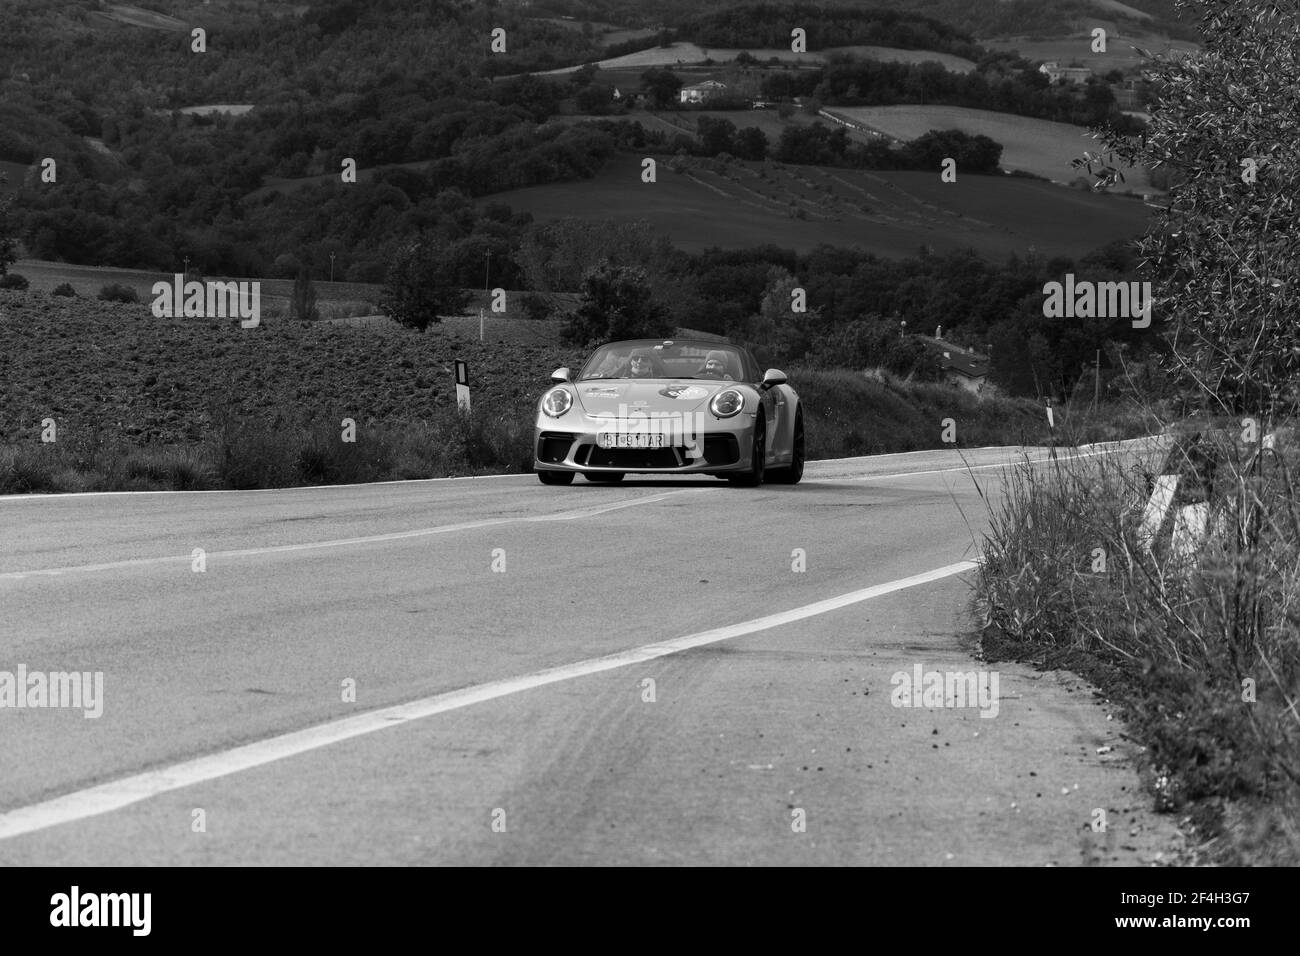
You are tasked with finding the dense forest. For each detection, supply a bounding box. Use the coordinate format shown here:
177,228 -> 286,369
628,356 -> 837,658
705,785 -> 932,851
2,0 -> 1120,277
531,0 -> 1198,41
496,219 -> 1159,398
678,4 -> 985,58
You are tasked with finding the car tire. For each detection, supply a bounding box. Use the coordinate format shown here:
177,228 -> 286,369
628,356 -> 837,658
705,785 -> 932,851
537,470 -> 575,485
727,417 -> 766,487
768,408 -> 804,485
585,472 -> 624,483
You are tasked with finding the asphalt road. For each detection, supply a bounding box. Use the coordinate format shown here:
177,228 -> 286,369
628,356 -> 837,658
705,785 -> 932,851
0,443 -> 1186,865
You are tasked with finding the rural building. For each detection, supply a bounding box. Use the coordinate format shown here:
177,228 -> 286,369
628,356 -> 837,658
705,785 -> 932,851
938,346 -> 990,393
928,334 -> 990,393
1039,61 -> 1092,84
680,80 -> 728,104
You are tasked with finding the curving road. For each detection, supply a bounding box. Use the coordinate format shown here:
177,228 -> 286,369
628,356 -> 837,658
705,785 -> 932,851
0,443 -> 1185,865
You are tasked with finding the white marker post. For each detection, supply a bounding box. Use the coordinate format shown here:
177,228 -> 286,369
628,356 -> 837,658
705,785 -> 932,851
455,360 -> 470,412
1046,399 -> 1056,458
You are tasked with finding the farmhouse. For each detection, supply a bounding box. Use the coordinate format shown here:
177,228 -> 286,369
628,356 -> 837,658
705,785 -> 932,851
680,80 -> 727,104
1038,61 -> 1092,84
931,335 -> 990,393
941,349 -> 989,394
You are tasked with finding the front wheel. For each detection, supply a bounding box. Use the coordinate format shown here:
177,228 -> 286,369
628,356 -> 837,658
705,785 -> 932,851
768,409 -> 804,485
727,417 -> 766,487
537,469 -> 575,485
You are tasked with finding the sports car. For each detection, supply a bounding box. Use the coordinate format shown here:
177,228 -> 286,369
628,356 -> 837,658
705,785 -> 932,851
533,338 -> 804,486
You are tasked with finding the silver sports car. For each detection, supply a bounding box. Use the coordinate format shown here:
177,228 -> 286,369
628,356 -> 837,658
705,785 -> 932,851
533,338 -> 804,486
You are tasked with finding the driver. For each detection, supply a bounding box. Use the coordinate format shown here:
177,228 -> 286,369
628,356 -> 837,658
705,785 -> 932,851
624,348 -> 662,378
696,350 -> 734,380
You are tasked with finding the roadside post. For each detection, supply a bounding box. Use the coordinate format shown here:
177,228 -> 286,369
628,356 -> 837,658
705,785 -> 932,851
1135,427 -> 1283,573
455,360 -> 470,412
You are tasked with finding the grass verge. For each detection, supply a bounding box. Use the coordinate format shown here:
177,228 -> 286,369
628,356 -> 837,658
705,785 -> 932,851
972,425 -> 1300,864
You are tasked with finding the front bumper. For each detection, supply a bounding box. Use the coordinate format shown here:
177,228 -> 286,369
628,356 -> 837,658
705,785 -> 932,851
533,415 -> 757,474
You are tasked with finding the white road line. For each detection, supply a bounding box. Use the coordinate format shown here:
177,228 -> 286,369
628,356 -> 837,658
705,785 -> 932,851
0,471 -> 526,501
0,491 -> 698,580
0,437 -> 1158,502
0,560 -> 976,840
830,445 -> 1143,482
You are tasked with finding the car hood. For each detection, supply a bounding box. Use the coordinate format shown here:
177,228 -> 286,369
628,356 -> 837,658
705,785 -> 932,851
572,380 -> 734,416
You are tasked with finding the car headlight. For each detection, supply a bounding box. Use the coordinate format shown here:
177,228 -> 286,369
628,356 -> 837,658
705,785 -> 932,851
710,388 -> 744,418
541,387 -> 572,418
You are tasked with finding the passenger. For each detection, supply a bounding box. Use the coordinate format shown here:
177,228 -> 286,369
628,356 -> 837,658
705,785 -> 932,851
696,350 -> 734,380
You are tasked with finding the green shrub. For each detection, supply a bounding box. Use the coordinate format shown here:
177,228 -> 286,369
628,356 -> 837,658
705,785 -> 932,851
0,273 -> 28,290
98,283 -> 139,303
51,282 -> 77,297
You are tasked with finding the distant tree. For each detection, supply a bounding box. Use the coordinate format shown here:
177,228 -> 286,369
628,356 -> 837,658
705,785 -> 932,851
380,235 -> 471,331
271,253 -> 303,279
696,115 -> 737,155
575,83 -> 613,114
561,262 -> 671,346
1076,0 -> 1300,417
902,129 -> 1002,174
290,268 -> 320,322
734,126 -> 769,161
640,68 -> 683,108
571,63 -> 599,87
735,50 -> 757,66
518,218 -> 673,293
0,174 -> 16,276
519,290 -> 553,321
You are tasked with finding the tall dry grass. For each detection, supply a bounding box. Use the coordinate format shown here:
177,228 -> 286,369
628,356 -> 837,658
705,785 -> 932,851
974,424 -> 1300,862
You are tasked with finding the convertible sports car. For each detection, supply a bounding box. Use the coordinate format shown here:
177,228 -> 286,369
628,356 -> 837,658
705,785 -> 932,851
533,338 -> 804,486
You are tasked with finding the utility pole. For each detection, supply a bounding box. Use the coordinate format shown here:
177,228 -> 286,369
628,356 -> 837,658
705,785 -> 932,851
182,255 -> 189,276
1093,349 -> 1100,411
329,252 -> 336,284
481,250 -> 492,343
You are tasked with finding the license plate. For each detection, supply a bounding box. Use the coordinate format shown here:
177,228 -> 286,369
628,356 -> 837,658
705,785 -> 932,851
598,432 -> 666,448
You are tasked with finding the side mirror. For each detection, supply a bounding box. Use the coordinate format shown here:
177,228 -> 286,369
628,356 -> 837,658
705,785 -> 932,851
761,368 -> 787,390
551,367 -> 570,383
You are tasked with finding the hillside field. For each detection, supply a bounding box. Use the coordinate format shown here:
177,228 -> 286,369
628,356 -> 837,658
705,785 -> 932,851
90,2 -> 186,31
827,105 -> 1158,188
5,259 -> 379,309
491,153 -> 1151,258
530,40 -> 975,74
978,30 -> 1198,72
0,288 -> 580,449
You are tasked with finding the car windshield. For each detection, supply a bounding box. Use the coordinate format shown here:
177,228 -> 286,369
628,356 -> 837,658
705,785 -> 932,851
577,343 -> 746,382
